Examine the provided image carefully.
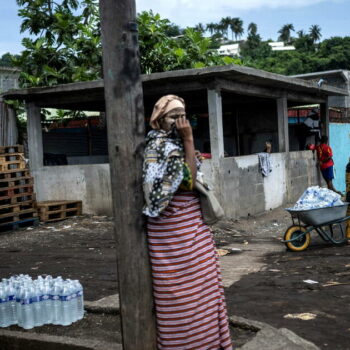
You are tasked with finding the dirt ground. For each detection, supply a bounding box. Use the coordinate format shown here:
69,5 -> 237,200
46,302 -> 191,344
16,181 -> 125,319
0,209 -> 349,349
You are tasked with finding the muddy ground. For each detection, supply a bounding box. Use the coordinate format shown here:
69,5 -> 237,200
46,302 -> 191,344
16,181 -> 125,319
0,209 -> 349,349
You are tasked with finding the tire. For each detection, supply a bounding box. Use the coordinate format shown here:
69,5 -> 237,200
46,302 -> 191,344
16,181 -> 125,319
284,225 -> 310,252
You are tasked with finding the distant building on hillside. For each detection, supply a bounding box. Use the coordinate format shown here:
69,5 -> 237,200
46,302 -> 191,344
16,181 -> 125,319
268,41 -> 295,51
217,44 -> 240,57
0,66 -> 20,93
217,41 -> 295,57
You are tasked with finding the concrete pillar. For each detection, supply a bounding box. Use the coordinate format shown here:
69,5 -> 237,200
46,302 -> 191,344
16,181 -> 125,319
277,96 -> 289,153
26,102 -> 43,170
207,88 -> 224,162
320,101 -> 329,138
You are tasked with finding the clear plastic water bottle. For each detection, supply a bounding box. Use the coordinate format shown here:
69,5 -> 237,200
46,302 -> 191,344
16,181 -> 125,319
75,280 -> 84,320
21,284 -> 34,330
32,284 -> 43,327
52,281 -> 62,325
6,282 -> 17,326
42,281 -> 52,324
0,284 -> 9,327
16,285 -> 24,328
61,282 -> 72,326
68,280 -> 77,323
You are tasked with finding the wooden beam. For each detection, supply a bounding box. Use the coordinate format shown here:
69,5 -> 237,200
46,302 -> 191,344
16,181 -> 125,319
26,102 -> 43,170
207,88 -> 224,161
277,96 -> 289,152
99,1 -> 156,349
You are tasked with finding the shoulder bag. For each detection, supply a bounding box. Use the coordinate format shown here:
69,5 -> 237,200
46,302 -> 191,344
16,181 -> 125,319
195,179 -> 224,225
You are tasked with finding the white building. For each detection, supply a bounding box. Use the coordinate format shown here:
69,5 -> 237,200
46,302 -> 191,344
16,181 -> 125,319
217,44 -> 240,57
268,41 -> 295,51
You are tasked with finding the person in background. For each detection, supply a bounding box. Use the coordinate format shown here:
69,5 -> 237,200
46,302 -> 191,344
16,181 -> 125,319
304,109 -> 321,147
316,135 -> 342,195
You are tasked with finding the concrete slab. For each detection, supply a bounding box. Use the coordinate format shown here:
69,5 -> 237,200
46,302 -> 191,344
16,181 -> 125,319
230,316 -> 320,350
84,294 -> 119,314
0,329 -> 121,350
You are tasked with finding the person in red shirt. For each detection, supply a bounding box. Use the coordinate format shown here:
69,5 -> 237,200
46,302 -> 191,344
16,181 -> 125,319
316,135 -> 342,195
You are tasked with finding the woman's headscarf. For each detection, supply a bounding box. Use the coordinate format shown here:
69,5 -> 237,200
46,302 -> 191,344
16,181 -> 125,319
150,95 -> 185,130
143,95 -> 192,217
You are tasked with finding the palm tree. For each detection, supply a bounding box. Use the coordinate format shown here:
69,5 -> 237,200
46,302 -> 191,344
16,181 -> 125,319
247,22 -> 257,36
309,24 -> 322,43
297,30 -> 306,38
194,23 -> 205,34
220,17 -> 232,39
206,22 -> 216,36
278,24 -> 295,43
230,17 -> 244,41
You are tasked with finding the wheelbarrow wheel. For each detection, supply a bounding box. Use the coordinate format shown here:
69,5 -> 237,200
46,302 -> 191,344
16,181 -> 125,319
284,225 -> 310,252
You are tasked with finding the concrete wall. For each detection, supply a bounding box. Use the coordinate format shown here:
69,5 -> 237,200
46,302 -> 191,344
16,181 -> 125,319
201,151 -> 319,218
32,150 -> 320,218
330,123 -> 350,193
32,164 -> 113,215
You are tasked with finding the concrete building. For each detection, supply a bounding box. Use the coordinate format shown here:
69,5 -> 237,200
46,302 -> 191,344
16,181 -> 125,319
292,70 -> 350,193
0,67 -> 20,146
2,65 -> 347,217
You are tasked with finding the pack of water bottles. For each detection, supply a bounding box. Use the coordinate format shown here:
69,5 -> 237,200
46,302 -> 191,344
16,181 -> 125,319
0,275 -> 84,329
290,186 -> 343,210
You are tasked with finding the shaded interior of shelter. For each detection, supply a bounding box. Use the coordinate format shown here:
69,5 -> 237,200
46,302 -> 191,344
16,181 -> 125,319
41,89 -> 318,166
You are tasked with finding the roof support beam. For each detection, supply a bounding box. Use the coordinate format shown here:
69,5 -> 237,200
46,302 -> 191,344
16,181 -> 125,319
26,102 -> 43,171
277,96 -> 289,153
207,88 -> 224,162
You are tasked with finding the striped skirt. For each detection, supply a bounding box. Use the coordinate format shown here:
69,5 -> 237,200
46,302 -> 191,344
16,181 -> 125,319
147,191 -> 233,350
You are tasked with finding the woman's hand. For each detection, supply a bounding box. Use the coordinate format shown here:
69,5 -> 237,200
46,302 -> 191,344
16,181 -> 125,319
175,116 -> 193,142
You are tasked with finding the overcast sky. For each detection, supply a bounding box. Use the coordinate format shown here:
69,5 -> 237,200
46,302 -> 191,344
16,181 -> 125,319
1,0 -> 349,56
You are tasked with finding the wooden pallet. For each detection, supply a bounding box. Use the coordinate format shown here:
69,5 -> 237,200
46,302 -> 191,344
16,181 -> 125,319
0,201 -> 37,216
37,200 -> 82,222
0,169 -> 31,181
0,209 -> 38,225
0,218 -> 39,231
0,177 -> 33,189
0,145 -> 24,155
0,153 -> 25,163
0,183 -> 34,199
0,193 -> 36,206
0,160 -> 26,172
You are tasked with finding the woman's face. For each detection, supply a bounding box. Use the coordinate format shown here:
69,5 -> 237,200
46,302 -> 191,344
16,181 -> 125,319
159,107 -> 186,132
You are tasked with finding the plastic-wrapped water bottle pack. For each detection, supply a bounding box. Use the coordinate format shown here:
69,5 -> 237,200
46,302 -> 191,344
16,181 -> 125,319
0,275 -> 84,329
290,186 -> 343,210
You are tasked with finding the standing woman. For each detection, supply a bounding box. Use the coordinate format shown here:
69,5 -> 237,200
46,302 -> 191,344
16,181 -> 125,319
143,95 -> 232,350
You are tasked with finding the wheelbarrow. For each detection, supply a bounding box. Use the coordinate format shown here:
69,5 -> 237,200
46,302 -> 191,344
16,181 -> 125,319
282,203 -> 350,251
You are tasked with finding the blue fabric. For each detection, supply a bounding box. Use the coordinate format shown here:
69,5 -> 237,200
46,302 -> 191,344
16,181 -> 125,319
321,166 -> 334,181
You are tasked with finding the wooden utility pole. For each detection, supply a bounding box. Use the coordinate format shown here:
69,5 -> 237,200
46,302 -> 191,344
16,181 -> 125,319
99,1 -> 156,349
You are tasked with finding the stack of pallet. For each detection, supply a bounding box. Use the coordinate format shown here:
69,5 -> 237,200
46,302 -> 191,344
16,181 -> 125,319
0,145 -> 38,231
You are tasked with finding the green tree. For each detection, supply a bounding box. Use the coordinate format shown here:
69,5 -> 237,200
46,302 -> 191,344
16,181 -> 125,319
241,23 -> 271,61
206,22 -> 216,36
0,53 -> 17,67
247,22 -> 257,36
14,0 -> 101,87
230,17 -> 244,41
278,24 -> 295,43
220,17 -> 232,40
309,24 -> 322,44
